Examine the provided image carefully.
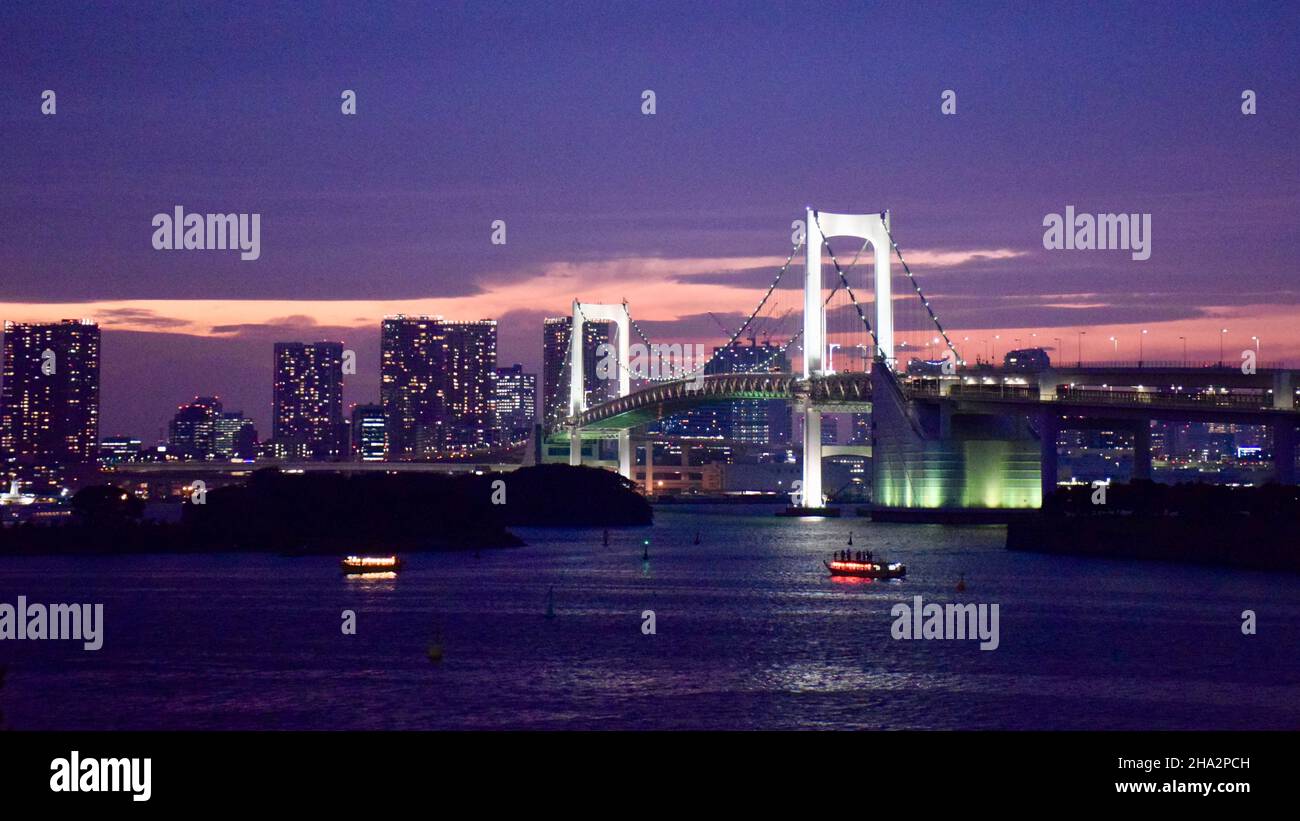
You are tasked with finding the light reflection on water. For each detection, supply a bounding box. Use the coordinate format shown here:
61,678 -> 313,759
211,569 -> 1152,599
0,504 -> 1297,730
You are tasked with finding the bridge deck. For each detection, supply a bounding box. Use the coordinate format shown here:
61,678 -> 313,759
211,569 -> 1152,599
554,367 -> 1299,437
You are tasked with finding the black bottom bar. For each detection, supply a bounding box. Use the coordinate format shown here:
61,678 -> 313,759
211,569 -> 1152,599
0,730 -> 1284,809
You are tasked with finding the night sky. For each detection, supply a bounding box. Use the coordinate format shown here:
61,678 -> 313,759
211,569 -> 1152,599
2,1 -> 1297,440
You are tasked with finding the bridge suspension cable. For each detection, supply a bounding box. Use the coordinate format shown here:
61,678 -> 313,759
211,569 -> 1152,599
880,216 -> 963,365
624,235 -> 806,381
583,209 -> 962,395
820,234 -> 871,307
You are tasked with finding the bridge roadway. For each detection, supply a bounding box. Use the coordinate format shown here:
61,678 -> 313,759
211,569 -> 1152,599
559,366 -> 1300,438
562,371 -> 873,438
910,383 -> 1300,425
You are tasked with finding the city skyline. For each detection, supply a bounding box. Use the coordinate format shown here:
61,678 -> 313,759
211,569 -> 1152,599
2,1 -> 1299,765
1,2 -> 1297,439
2,303 -> 1292,447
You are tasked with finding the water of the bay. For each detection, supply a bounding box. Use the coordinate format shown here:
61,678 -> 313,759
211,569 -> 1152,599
1,505 -> 1296,730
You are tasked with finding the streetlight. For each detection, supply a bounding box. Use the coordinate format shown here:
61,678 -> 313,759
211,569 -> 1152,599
993,334 -> 1000,362
1251,335 -> 1260,355
1077,331 -> 1086,367
1053,337 -> 1062,364
1220,328 -> 1228,367
1139,329 -> 1148,367
1109,335 -> 1118,358
1178,336 -> 1186,366
828,343 -> 841,372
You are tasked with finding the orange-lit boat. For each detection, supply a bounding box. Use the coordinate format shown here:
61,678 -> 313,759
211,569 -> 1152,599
341,555 -> 403,573
824,557 -> 906,579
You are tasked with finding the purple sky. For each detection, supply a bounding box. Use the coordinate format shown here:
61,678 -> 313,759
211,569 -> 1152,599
2,1 -> 1298,440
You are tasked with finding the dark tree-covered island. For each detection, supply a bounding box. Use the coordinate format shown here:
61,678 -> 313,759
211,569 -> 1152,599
1008,481 -> 1300,572
0,465 -> 651,555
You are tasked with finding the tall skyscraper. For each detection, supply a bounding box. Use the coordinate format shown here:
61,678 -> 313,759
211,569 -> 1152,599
382,317 -> 445,459
381,316 -> 497,458
542,316 -> 611,427
273,341 -> 346,460
168,396 -> 223,459
494,364 -> 537,445
441,320 -> 497,452
0,319 -> 101,491
214,411 -> 258,459
350,403 -> 387,462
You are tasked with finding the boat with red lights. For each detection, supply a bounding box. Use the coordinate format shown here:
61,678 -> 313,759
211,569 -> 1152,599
340,555 -> 403,573
824,556 -> 906,579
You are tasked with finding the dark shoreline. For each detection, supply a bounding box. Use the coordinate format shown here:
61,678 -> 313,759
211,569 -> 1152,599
1007,516 -> 1300,573
1009,481 -> 1300,573
0,465 -> 650,557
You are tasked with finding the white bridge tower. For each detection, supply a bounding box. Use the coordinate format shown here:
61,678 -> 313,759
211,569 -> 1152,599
566,300 -> 633,478
800,208 -> 894,508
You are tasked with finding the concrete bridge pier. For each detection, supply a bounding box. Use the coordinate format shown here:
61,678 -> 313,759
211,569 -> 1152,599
617,431 -> 632,480
1039,411 -> 1060,502
644,440 -> 655,495
1132,421 -> 1152,481
801,406 -> 823,507
1273,421 -> 1297,485
1274,371 -> 1295,410
568,425 -> 582,466
1037,369 -> 1061,400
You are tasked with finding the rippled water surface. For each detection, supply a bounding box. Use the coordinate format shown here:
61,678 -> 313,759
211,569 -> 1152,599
1,505 -> 1297,730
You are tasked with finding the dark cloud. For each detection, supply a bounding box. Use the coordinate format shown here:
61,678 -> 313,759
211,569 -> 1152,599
95,308 -> 190,329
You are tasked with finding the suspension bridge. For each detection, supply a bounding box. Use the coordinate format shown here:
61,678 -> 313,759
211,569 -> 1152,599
543,208 -> 1300,518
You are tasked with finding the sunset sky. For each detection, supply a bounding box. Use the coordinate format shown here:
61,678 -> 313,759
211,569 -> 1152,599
2,1 -> 1298,439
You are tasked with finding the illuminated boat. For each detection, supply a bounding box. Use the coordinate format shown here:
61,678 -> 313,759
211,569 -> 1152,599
341,555 -> 403,573
824,557 -> 906,579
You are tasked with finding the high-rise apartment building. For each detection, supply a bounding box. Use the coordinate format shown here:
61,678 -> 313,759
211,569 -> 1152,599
441,320 -> 497,452
214,411 -> 258,459
168,396 -> 223,459
350,403 -> 387,462
273,341 -> 346,460
542,316 -> 611,427
381,316 -> 497,458
494,364 -> 537,445
0,319 -> 101,491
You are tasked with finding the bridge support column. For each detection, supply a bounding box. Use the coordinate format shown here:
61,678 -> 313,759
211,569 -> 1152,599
1040,412 -> 1060,503
618,431 -> 632,480
1274,372 -> 1295,410
1273,422 -> 1296,486
639,441 -> 655,493
568,427 -> 582,466
801,407 -> 823,507
1132,421 -> 1152,482
1037,369 -> 1060,401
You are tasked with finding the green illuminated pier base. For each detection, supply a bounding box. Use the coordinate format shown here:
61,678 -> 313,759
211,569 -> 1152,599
869,367 -> 1041,523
